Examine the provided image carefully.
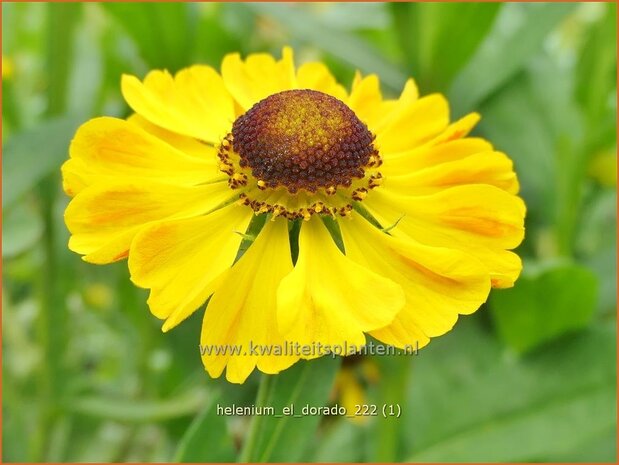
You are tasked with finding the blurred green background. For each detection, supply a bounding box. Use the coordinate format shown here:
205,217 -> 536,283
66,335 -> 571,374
2,2 -> 617,463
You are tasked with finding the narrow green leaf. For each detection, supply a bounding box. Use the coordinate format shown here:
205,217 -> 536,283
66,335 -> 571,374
321,216 -> 345,254
391,3 -> 501,92
490,261 -> 598,353
246,3 -> 406,91
575,3 -> 617,128
241,357 -> 341,462
431,3 -> 501,89
449,3 -> 576,114
67,388 -> 207,423
173,392 -> 236,462
389,3 -> 419,75
102,3 -> 196,72
235,213 -> 267,262
46,3 -> 81,116
424,3 -> 501,91
2,79 -> 22,132
2,116 -> 80,208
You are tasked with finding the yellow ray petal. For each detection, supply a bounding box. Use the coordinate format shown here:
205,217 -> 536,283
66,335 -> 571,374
370,78 -> 419,134
375,94 -> 450,155
62,117 -> 221,196
348,75 -> 421,136
127,114 -> 220,161
221,47 -> 296,111
347,74 -> 391,132
364,184 -> 525,288
381,112 -> 482,166
65,180 -> 233,264
380,135 -> 490,177
121,65 -> 234,143
384,150 -> 520,195
129,204 -> 253,331
200,218 -> 299,383
276,217 -> 404,354
296,61 -> 348,101
340,215 -> 491,347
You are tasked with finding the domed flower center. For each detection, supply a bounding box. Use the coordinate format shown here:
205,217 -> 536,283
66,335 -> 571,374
231,89 -> 375,193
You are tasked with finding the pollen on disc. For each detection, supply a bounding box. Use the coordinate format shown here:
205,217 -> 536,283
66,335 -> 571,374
231,89 -> 376,193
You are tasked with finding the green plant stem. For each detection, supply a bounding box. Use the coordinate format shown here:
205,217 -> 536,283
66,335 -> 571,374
33,179 -> 62,462
238,374 -> 272,462
45,3 -> 80,116
32,4 -> 79,461
372,354 -> 413,462
554,138 -> 590,257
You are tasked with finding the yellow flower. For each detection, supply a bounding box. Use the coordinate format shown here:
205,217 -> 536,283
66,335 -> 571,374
335,368 -> 368,424
334,356 -> 380,424
62,47 -> 525,383
588,149 -> 617,187
2,55 -> 15,80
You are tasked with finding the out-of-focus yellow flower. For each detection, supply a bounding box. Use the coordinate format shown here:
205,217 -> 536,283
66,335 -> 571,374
588,150 -> 617,187
83,283 -> 113,310
336,368 -> 367,424
2,55 -> 15,80
334,357 -> 381,424
62,47 -> 525,383
361,358 -> 381,384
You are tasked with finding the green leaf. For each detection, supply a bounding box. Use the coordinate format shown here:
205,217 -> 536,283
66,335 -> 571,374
578,190 -> 617,314
173,392 -> 235,462
240,357 -> 341,462
2,201 -> 44,259
366,354 -> 412,462
389,3 -> 419,75
246,3 -> 406,91
490,261 -> 598,353
1,385 -> 32,462
449,3 -> 576,114
549,428 -> 617,462
67,388 -> 207,423
479,52 -> 589,255
2,79 -> 22,133
235,213 -> 267,262
101,3 -> 196,72
586,245 -> 617,316
2,116 -> 80,208
575,3 -> 617,128
309,420 -> 364,462
46,3 -> 81,116
404,319 -> 616,462
391,3 -> 501,92
193,5 -> 243,67
478,77 -> 555,217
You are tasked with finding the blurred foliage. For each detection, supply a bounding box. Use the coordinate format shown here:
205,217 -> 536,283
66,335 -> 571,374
2,2 -> 616,463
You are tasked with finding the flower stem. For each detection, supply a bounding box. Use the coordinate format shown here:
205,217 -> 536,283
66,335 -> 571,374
32,5 -> 79,460
238,374 -> 272,462
371,354 -> 412,462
